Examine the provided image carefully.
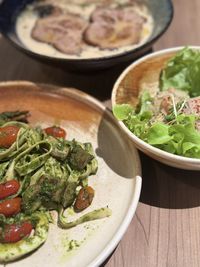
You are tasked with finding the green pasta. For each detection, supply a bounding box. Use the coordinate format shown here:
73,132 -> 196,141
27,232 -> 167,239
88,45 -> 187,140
0,119 -> 111,262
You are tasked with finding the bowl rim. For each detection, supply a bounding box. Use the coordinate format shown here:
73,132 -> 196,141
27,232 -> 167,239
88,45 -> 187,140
3,0 -> 173,63
112,45 -> 200,164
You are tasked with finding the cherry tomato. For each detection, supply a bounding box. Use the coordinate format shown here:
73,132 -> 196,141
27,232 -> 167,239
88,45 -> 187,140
44,126 -> 66,138
0,126 -> 20,148
0,180 -> 20,200
0,197 -> 21,217
1,221 -> 33,243
74,186 -> 95,212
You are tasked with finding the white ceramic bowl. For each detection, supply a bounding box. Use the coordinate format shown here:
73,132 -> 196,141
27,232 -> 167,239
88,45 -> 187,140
112,46 -> 200,170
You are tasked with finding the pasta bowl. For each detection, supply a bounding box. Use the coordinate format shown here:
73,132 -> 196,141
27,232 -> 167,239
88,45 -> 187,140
0,81 -> 141,266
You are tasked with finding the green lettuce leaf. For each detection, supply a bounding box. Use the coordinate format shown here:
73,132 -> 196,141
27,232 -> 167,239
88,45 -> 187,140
146,114 -> 200,158
113,104 -> 133,121
160,47 -> 200,97
135,91 -> 153,116
113,91 -> 153,140
147,123 -> 172,145
114,93 -> 200,158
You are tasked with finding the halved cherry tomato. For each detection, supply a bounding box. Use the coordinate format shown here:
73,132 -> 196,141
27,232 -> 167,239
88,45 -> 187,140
44,126 -> 66,138
0,126 -> 20,148
0,197 -> 21,217
0,180 -> 20,200
74,186 -> 95,212
1,221 -> 33,243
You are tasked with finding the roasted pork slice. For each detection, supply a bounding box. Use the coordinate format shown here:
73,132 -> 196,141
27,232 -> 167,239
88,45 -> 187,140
91,7 -> 145,24
53,33 -> 83,55
84,7 -> 146,49
34,4 -> 63,18
90,8 -> 119,24
84,21 -> 142,49
154,88 -> 189,115
31,14 -> 88,55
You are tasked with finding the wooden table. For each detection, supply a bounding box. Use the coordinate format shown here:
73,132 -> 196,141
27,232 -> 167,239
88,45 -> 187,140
0,0 -> 200,266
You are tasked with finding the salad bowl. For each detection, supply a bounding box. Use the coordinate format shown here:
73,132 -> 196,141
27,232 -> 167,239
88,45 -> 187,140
112,46 -> 200,170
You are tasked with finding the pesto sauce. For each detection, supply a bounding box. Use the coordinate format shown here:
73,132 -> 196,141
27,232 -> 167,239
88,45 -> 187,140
67,239 -> 81,251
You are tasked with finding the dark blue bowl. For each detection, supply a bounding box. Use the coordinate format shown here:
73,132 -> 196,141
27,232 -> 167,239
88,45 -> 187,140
0,0 -> 173,71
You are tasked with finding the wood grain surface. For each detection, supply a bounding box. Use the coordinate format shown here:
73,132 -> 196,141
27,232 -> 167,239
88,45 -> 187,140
0,0 -> 200,266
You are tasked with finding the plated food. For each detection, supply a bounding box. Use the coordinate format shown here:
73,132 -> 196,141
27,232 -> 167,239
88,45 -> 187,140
113,47 -> 200,158
16,0 -> 154,59
0,0 -> 173,70
0,82 -> 141,266
0,111 -> 111,262
112,47 -> 200,169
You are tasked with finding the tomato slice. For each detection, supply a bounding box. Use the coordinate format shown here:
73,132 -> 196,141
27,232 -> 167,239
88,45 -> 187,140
0,126 -> 20,148
1,221 -> 33,243
0,197 -> 21,217
0,180 -> 20,200
44,126 -> 66,138
74,186 -> 95,212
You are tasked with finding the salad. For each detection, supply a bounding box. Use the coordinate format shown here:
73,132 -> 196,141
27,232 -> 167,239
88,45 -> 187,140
113,47 -> 200,158
0,111 -> 111,262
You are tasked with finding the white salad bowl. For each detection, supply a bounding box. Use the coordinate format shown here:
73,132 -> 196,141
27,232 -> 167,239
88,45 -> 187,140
112,46 -> 200,170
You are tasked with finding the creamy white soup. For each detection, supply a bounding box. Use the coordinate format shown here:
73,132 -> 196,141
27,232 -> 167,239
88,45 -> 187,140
16,0 -> 154,59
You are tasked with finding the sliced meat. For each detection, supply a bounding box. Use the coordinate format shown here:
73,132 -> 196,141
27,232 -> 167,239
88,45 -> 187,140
154,88 -> 189,115
90,8 -> 119,24
119,8 -> 146,23
90,7 -> 145,23
84,7 -> 146,49
53,32 -> 83,55
31,14 -> 88,55
34,4 -> 63,18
